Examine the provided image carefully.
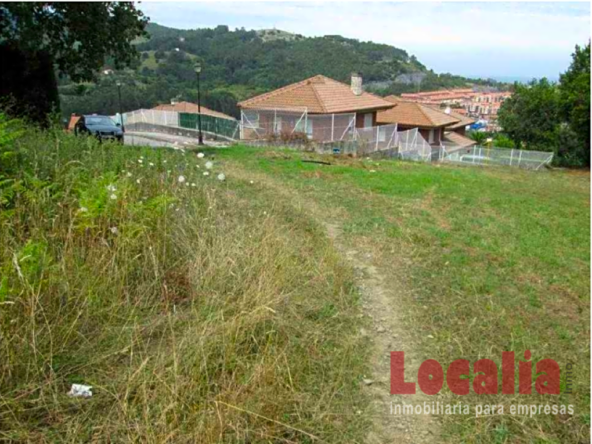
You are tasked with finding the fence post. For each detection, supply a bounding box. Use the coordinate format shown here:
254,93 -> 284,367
240,111 -> 244,139
510,149 -> 514,166
331,113 -> 335,142
375,126 -> 379,151
518,149 -> 523,168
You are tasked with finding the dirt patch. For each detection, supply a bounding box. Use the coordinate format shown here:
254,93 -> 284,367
325,223 -> 440,444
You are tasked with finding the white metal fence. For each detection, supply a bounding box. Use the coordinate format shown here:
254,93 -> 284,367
239,108 -> 433,160
122,109 -> 240,141
393,128 -> 433,161
123,109 -> 180,128
440,145 -> 554,170
240,108 -> 357,142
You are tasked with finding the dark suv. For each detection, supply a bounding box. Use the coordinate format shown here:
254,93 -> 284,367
75,115 -> 124,142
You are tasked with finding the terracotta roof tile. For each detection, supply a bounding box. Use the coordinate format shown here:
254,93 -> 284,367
443,131 -> 477,149
376,96 -> 460,128
153,102 -> 236,120
238,75 -> 395,114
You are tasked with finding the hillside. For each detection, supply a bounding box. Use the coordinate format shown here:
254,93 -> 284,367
59,22 -> 504,120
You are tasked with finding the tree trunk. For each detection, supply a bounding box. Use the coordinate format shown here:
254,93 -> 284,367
0,44 -> 60,126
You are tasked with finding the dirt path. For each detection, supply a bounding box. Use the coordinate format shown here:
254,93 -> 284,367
227,164 -> 440,443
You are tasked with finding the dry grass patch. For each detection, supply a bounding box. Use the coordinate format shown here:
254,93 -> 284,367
0,129 -> 370,442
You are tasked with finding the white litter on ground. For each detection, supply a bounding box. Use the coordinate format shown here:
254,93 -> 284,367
68,384 -> 93,398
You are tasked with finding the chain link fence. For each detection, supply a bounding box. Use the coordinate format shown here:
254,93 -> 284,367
439,145 -> 554,170
240,108 -> 357,142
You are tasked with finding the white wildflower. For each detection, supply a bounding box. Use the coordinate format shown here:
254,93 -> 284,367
110,193 -> 117,200
249,180 -> 254,184
178,175 -> 186,183
191,183 -> 196,187
138,159 -> 143,164
197,152 -> 205,158
217,173 -> 225,181
110,226 -> 118,234
369,170 -> 376,173
149,162 -> 154,167
106,184 -> 116,192
205,161 -> 213,170
163,160 -> 167,164
136,179 -> 141,184
203,171 -> 210,176
79,207 -> 88,213
126,172 -> 132,177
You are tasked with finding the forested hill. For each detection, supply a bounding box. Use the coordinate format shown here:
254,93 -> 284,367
136,23 -> 427,89
59,23 -> 503,119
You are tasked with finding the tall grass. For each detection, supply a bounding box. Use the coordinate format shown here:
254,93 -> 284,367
0,127 -> 369,441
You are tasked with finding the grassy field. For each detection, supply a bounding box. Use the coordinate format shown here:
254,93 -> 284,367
0,128 -> 370,442
217,146 -> 590,443
1,128 -> 589,442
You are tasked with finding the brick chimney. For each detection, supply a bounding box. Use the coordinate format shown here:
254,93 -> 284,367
351,72 -> 363,96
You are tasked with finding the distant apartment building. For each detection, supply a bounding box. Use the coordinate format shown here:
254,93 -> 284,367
401,88 -> 512,131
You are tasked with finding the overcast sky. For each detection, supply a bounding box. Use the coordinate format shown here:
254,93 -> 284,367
139,2 -> 590,80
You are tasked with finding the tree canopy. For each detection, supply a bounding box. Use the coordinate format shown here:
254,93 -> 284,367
498,43 -> 590,167
0,2 -> 147,122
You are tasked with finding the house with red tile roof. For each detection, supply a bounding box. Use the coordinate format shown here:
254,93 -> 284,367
377,97 -> 477,153
376,96 -> 460,146
238,74 -> 395,142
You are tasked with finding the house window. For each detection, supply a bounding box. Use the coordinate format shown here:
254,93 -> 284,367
274,116 -> 282,134
364,113 -> 373,128
428,129 -> 435,144
306,119 -> 313,138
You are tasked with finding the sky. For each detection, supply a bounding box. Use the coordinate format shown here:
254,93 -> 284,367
138,2 -> 591,81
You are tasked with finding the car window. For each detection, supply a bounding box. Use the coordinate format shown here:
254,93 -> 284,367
86,117 -> 115,126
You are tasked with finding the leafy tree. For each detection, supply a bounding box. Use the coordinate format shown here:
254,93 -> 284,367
499,44 -> 590,166
0,2 -> 147,123
468,131 -> 489,145
498,79 -> 560,152
558,43 -> 590,166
